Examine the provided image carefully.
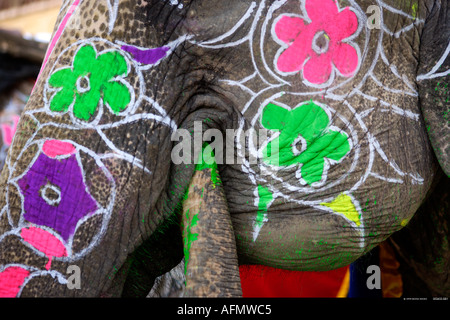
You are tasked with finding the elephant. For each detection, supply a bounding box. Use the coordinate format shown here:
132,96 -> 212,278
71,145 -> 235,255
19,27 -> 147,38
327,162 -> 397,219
0,0 -> 448,297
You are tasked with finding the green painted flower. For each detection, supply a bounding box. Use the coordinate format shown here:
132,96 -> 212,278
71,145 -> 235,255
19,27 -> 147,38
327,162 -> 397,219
261,100 -> 351,185
48,44 -> 131,121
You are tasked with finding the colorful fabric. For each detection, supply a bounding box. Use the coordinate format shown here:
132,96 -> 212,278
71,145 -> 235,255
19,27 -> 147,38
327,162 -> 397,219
239,241 -> 402,298
379,241 -> 403,298
239,264 -> 350,297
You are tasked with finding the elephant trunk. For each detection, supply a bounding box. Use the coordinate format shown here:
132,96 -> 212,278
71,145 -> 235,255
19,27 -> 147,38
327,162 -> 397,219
181,145 -> 242,297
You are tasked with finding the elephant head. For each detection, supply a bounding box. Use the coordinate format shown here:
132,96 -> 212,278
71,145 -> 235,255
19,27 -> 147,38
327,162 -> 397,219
0,0 -> 448,297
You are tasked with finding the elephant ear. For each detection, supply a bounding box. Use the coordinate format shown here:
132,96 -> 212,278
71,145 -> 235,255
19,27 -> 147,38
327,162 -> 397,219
416,2 -> 450,176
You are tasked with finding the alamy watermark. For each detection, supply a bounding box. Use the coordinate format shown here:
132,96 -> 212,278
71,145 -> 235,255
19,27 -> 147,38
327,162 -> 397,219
366,265 -> 381,290
66,265 -> 81,290
366,5 -> 381,30
170,121 -> 280,166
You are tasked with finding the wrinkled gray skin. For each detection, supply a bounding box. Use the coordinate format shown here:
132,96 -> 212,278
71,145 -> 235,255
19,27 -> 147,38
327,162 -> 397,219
0,0 -> 448,297
147,260 -> 184,297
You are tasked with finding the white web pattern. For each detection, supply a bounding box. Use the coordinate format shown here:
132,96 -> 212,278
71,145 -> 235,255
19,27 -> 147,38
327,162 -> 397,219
193,0 -> 441,243
1,0 -> 449,295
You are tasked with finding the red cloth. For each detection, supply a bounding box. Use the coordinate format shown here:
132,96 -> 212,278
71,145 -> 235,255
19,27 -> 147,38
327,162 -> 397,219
239,264 -> 349,297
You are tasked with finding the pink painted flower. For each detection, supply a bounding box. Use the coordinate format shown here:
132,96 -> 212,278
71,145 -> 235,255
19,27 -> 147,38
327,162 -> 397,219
274,0 -> 359,85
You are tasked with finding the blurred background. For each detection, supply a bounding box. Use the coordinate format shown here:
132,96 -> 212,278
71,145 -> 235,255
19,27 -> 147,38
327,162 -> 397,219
0,0 -> 60,42
0,0 -> 60,168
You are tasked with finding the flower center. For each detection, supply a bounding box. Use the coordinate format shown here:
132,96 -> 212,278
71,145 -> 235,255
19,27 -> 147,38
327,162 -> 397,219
40,183 -> 62,207
76,75 -> 91,93
312,31 -> 330,55
292,134 -> 307,156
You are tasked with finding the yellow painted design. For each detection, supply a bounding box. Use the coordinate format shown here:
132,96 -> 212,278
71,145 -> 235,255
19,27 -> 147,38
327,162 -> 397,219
400,219 -> 409,227
411,2 -> 418,19
321,193 -> 361,226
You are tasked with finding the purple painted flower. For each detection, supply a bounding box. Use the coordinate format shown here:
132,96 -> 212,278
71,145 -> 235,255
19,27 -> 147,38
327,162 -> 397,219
18,152 -> 98,242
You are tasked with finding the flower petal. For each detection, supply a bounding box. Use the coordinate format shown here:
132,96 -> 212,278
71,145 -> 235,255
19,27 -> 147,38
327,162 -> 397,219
301,131 -> 350,162
73,45 -> 97,75
321,131 -> 351,161
121,45 -> 170,65
43,140 -> 76,158
21,227 -> 67,270
277,36 -> 312,73
332,43 -> 358,77
97,51 -> 128,81
296,131 -> 350,184
102,81 -> 131,114
50,89 -> 74,112
0,267 -> 30,297
291,102 -> 330,141
302,54 -> 333,84
326,7 -> 358,41
305,0 -> 338,23
299,157 -> 325,185
28,229 -> 67,257
48,68 -> 76,88
73,89 -> 101,121
274,15 -> 306,44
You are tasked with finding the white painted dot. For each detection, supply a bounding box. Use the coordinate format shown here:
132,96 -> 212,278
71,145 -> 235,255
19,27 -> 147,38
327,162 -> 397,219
76,75 -> 91,93
40,183 -> 62,206
292,134 -> 307,156
311,31 -> 330,55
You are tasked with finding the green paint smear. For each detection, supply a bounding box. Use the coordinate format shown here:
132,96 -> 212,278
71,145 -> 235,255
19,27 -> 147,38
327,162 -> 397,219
183,208 -> 199,276
261,100 -> 351,186
411,2 -> 418,19
321,193 -> 361,226
255,185 -> 273,230
195,143 -> 220,188
183,143 -> 218,276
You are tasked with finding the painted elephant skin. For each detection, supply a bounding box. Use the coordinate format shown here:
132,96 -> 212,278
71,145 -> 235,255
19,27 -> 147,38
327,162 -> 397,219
0,0 -> 449,297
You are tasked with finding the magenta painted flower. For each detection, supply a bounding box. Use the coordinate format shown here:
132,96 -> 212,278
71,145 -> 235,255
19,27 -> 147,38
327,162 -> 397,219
274,0 -> 359,85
